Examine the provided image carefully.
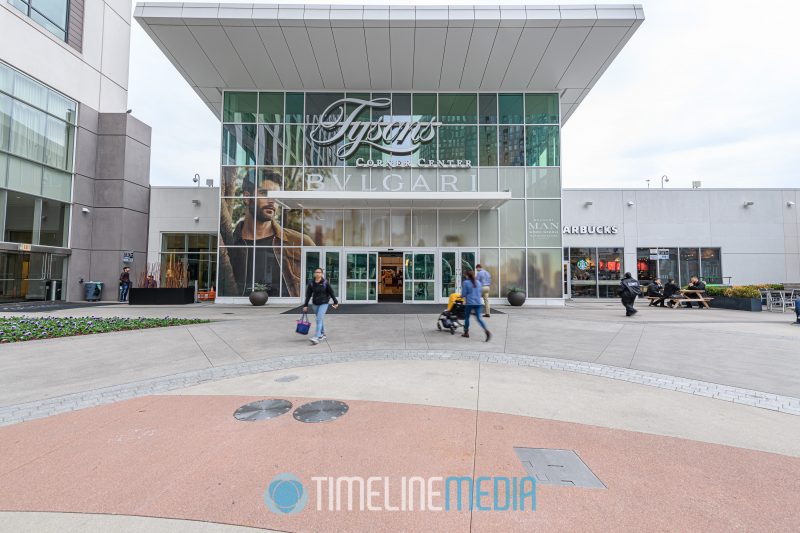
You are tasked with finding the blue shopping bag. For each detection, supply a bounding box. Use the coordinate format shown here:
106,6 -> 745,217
295,313 -> 311,335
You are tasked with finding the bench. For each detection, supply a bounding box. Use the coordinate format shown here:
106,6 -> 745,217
646,295 -> 714,309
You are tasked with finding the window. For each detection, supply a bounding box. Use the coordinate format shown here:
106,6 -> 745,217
9,0 -> 70,41
159,233 -> 218,291
679,248 -> 700,287
568,248 -> 597,298
701,248 -> 722,284
637,247 -> 724,286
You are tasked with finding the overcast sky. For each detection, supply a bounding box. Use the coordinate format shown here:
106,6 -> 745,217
128,0 -> 800,190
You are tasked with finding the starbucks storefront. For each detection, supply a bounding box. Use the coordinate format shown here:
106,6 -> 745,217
135,2 -> 643,305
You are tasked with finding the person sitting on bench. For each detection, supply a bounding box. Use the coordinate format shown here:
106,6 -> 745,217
648,278 -> 665,306
684,276 -> 707,308
662,279 -> 681,307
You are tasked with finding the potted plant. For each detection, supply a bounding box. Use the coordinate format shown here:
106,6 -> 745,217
506,286 -> 526,306
249,283 -> 270,306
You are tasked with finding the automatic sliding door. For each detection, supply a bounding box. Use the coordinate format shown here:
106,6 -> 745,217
404,252 -> 435,302
439,249 -> 477,301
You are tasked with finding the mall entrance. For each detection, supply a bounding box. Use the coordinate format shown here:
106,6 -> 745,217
0,251 -> 67,303
301,249 -> 476,304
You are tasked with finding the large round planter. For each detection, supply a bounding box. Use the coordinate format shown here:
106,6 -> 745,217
507,291 -> 526,306
249,291 -> 268,306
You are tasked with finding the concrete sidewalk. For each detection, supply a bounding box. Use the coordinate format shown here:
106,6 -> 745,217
2,302 -> 799,409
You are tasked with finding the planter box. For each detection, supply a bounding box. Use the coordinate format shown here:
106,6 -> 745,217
128,287 -> 195,305
709,296 -> 762,312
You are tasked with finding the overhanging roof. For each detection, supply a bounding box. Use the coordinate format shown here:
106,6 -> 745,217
267,191 -> 511,209
134,3 -> 644,122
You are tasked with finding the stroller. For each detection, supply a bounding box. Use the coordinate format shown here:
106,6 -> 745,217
437,293 -> 466,335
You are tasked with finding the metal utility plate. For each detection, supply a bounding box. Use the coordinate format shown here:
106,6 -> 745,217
293,400 -> 349,423
514,448 -> 606,489
275,375 -> 299,383
233,399 -> 292,421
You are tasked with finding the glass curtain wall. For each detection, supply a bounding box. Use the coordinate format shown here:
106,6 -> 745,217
219,91 -> 561,299
636,247 -> 722,286
1,61 -> 75,248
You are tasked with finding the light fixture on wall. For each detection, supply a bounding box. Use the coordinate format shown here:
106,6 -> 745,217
627,201 -> 635,206
193,216 -> 200,222
584,201 -> 593,207
81,207 -> 90,214
743,201 -> 754,207
788,201 -> 796,207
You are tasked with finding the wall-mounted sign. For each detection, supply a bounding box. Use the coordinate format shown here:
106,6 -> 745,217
354,158 -> 473,169
122,251 -> 134,263
18,243 -> 32,252
562,225 -> 619,235
649,248 -> 670,260
305,169 -> 477,193
308,98 -> 440,160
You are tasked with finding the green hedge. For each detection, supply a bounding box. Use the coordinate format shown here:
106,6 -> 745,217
705,285 -> 762,299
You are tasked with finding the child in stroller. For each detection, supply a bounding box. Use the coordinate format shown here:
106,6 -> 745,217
437,293 -> 466,335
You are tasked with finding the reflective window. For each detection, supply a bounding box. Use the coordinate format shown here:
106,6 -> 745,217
679,248 -> 700,287
500,248 -> 526,296
526,168 -> 560,198
636,248 -> 656,283
499,94 -> 524,124
223,92 -> 257,123
598,248 -> 623,282
479,94 -> 497,124
412,210 -> 437,247
257,92 -> 283,123
498,168 -> 525,198
390,209 -> 411,247
438,93 -> 477,124
285,93 -> 304,123
370,209 -> 390,246
479,209 -> 498,247
569,248 -> 597,298
527,200 -> 561,247
438,210 -> 477,247
10,0 -> 69,40
257,124 -> 283,166
438,126 -> 477,162
528,248 -> 561,298
525,93 -> 559,124
498,200 -> 525,247
412,93 -> 436,121
344,209 -> 369,247
526,126 -> 560,166
479,249 -> 500,297
38,198 -> 68,246
4,191 -> 36,244
222,124 -> 256,166
701,248 -> 722,284
479,126 -> 497,166
303,209 -> 343,246
499,126 -> 524,166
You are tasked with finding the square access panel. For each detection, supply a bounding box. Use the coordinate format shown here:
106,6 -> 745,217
514,448 -> 606,489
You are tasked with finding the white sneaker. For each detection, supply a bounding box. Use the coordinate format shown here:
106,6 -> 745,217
319,334 -> 327,341
309,337 -> 319,345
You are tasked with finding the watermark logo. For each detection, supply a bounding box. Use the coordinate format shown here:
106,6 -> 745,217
264,473 -> 308,515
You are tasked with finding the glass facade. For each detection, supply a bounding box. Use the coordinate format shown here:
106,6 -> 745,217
219,91 -> 561,301
636,247 -> 722,286
0,63 -> 75,302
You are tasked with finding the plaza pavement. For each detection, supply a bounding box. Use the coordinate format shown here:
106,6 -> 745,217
0,301 -> 799,531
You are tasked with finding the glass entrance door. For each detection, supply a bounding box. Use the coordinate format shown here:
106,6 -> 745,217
303,249 -> 341,299
345,252 -> 377,302
403,252 -> 435,302
439,250 -> 476,301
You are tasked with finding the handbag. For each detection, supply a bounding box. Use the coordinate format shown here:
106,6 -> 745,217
295,313 -> 311,335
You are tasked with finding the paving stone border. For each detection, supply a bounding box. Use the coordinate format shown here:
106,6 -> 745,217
2,350 -> 799,427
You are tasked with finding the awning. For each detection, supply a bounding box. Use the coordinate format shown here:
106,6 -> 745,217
266,191 -> 511,209
134,3 -> 644,123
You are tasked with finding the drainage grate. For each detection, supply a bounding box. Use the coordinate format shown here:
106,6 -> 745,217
293,400 -> 349,423
275,375 -> 299,383
234,399 -> 292,421
514,448 -> 605,489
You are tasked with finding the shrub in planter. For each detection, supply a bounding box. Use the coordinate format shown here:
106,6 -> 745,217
506,287 -> 526,306
249,283 -> 270,306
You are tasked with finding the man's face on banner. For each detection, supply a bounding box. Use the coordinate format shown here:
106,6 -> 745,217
244,179 -> 280,223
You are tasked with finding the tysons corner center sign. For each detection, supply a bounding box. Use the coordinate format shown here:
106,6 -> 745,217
308,97 -> 471,169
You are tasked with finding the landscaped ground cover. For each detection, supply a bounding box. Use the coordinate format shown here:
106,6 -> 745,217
0,317 -> 208,343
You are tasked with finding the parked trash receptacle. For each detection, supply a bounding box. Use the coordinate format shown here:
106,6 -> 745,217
84,281 -> 103,301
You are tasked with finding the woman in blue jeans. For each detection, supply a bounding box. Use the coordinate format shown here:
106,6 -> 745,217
302,268 -> 339,345
461,270 -> 492,342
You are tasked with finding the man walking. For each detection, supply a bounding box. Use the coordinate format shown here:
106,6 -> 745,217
618,272 -> 641,316
119,267 -> 131,302
475,264 -> 491,317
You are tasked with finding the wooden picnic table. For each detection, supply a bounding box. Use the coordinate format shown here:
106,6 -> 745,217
672,289 -> 713,309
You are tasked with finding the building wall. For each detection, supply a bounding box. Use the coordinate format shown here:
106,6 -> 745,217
562,189 -> 800,285
0,0 -> 130,112
66,111 -> 152,301
146,186 -> 219,267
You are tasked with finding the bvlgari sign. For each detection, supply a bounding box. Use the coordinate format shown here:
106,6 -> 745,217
308,97 -> 470,168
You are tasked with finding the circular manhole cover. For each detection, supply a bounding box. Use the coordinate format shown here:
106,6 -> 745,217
233,399 -> 292,421
293,400 -> 349,423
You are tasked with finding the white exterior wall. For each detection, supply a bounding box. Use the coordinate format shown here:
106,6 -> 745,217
562,189 -> 800,285
146,186 -> 219,265
0,0 -> 130,111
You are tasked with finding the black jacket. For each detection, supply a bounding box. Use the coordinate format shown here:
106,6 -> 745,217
304,279 -> 338,306
618,278 -> 641,298
663,282 -> 680,297
688,280 -> 706,291
648,283 -> 664,296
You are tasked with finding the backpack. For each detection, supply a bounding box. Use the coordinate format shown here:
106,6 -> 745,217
622,278 -> 642,297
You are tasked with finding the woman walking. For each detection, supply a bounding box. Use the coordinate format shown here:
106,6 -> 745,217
302,268 -> 339,345
461,270 -> 491,342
